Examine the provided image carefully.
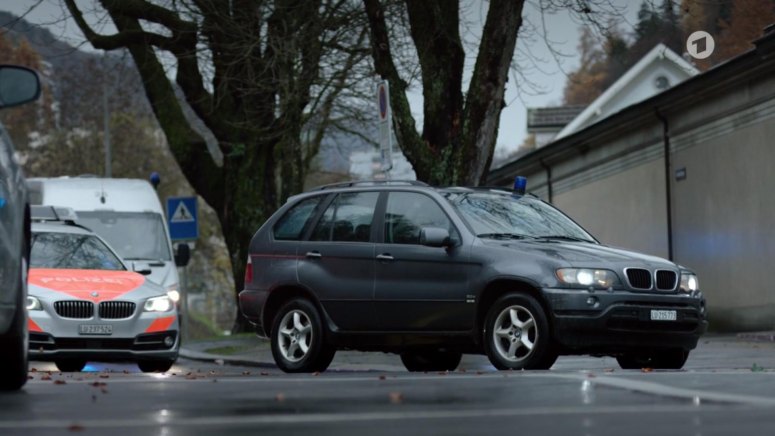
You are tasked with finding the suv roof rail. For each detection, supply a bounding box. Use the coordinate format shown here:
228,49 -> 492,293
311,180 -> 430,191
31,205 -> 79,222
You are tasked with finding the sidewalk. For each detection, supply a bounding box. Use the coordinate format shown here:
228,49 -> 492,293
179,332 -> 775,371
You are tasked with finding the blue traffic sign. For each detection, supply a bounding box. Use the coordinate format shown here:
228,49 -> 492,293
166,196 -> 198,241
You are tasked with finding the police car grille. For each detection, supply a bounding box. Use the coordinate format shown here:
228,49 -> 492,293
99,301 -> 136,319
626,269 -> 653,290
54,301 -> 94,319
656,270 -> 677,290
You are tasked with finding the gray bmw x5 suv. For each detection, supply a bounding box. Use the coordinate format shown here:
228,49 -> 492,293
239,180 -> 707,373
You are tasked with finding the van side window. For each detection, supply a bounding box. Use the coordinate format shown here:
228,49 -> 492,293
310,192 -> 379,242
385,192 -> 459,245
273,196 -> 323,241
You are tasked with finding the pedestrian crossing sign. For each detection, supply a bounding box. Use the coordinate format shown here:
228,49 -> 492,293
166,196 -> 198,241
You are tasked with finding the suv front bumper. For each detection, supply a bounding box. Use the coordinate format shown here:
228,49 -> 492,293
543,288 -> 707,353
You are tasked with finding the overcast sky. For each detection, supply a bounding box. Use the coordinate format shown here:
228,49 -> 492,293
2,0 -> 643,156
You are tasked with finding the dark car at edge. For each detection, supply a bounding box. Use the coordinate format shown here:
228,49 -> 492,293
239,180 -> 707,373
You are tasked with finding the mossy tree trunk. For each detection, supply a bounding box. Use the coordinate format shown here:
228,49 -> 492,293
65,0 -> 367,331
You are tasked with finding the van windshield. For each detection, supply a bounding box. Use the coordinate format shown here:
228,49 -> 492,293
76,211 -> 172,261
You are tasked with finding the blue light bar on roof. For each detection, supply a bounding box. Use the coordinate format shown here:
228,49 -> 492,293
513,176 -> 527,195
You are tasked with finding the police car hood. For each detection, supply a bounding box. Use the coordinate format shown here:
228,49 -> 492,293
488,240 -> 677,269
28,268 -> 166,302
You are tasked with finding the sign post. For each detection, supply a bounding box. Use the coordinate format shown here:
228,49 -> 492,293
377,80 -> 393,174
166,196 -> 198,342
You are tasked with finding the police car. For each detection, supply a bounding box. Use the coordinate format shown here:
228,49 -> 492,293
27,206 -> 179,372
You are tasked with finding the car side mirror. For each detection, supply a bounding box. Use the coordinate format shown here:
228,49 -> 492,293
420,227 -> 451,248
175,243 -> 191,267
0,66 -> 40,109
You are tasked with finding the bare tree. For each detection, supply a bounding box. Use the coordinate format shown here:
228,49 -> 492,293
64,0 -> 372,329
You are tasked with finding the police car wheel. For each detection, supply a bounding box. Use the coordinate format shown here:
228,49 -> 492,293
55,360 -> 87,372
271,299 -> 335,373
0,251 -> 29,391
483,293 -> 554,370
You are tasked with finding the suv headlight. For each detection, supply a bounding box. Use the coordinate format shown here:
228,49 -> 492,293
556,268 -> 620,289
679,273 -> 699,293
144,296 -> 173,312
27,296 -> 42,311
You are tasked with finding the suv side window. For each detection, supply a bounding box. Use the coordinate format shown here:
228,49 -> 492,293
385,192 -> 459,245
273,196 -> 324,241
310,192 -> 379,242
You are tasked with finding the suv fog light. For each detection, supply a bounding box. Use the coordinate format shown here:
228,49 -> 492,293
164,336 -> 174,347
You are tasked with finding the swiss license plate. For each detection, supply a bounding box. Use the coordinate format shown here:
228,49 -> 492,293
650,310 -> 677,321
79,324 -> 113,335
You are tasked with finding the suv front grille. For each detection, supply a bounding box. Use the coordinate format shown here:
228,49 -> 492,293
99,301 -> 136,319
625,269 -> 652,290
54,301 -> 94,319
655,270 -> 677,290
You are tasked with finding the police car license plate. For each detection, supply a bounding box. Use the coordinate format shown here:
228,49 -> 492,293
79,324 -> 113,335
650,310 -> 677,321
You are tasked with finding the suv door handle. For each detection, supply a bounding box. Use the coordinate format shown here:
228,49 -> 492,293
376,254 -> 394,261
305,251 -> 322,259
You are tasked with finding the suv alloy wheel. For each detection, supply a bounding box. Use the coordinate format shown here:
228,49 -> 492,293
270,299 -> 335,373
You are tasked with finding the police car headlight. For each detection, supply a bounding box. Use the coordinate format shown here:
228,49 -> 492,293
680,273 -> 699,293
556,268 -> 620,289
165,285 -> 180,303
144,296 -> 173,312
26,296 -> 42,311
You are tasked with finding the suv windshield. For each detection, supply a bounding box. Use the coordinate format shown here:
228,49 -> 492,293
443,192 -> 596,243
76,211 -> 172,261
31,232 -> 125,270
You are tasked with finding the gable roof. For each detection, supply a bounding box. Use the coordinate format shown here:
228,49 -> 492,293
555,43 -> 699,139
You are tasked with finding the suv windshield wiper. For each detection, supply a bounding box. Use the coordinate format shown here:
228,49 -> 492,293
477,233 -> 537,240
535,235 -> 595,243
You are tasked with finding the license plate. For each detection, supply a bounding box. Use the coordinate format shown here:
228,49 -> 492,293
79,324 -> 113,335
650,310 -> 677,321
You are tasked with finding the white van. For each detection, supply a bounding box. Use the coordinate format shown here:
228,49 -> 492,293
27,177 -> 190,303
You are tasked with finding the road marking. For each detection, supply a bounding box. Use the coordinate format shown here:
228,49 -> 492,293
0,404 -> 742,430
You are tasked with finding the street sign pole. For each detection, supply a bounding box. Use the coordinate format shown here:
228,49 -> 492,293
377,80 -> 393,176
166,196 -> 199,343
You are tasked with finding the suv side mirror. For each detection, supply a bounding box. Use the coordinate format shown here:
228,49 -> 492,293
0,66 -> 40,109
420,227 -> 451,248
175,243 -> 191,267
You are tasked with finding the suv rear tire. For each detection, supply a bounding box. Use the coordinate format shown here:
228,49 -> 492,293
271,299 -> 335,373
0,252 -> 29,391
616,348 -> 689,370
483,293 -> 554,370
400,350 -> 462,372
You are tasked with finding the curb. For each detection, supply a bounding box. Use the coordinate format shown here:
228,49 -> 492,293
736,331 -> 775,342
179,347 -> 277,369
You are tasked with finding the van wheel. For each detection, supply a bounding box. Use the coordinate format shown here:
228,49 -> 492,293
138,359 -> 176,373
0,252 -> 29,391
617,349 -> 689,370
401,350 -> 462,372
483,293 -> 554,370
55,360 -> 87,372
271,299 -> 335,373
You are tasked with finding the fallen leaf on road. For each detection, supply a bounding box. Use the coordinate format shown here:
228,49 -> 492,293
123,370 -> 129,374
30,368 -> 37,373
100,388 -> 108,394
641,367 -> 653,373
458,369 -> 466,373
54,380 -> 67,385
41,375 -> 52,381
99,374 -> 110,379
68,424 -> 84,432
242,371 -> 251,376
185,374 -> 198,380
312,371 -> 320,376
378,375 -> 386,381
388,392 -> 403,404
209,371 -> 217,375
215,359 -> 225,366
260,372 -> 269,376
90,382 -> 107,387
604,368 -> 615,373
476,371 -> 484,375
587,373 -> 596,378
275,393 -> 286,402
212,379 -> 218,383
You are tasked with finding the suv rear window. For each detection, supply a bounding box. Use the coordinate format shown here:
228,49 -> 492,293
310,192 -> 379,242
273,196 -> 324,241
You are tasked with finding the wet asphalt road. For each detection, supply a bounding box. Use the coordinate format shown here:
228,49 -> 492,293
3,337 -> 775,435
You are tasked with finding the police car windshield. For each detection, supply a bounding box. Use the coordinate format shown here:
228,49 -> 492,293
30,232 -> 125,270
443,192 -> 596,243
76,211 -> 171,262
